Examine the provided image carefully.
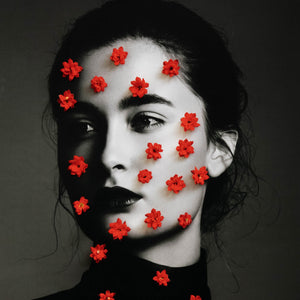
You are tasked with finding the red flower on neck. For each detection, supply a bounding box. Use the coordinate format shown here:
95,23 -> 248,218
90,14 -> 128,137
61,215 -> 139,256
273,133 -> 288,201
145,142 -> 163,160
191,166 -> 209,185
138,169 -> 153,183
91,76 -> 107,93
68,155 -> 88,177
57,90 -> 77,111
144,208 -> 164,230
176,139 -> 194,158
153,270 -> 170,286
60,58 -> 83,81
162,59 -> 180,77
73,196 -> 90,215
129,77 -> 149,98
178,212 -> 192,228
166,174 -> 186,193
90,244 -> 108,263
190,295 -> 202,300
110,46 -> 128,65
108,218 -> 131,240
180,112 -> 200,131
99,290 -> 116,300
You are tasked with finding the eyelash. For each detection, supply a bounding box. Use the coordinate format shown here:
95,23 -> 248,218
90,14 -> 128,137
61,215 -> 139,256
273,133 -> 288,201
129,112 -> 165,133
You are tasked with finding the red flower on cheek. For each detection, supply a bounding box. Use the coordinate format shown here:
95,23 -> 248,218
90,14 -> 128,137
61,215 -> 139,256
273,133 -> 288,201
129,77 -> 149,98
91,76 -> 107,93
60,58 -> 83,81
180,112 -> 200,131
68,155 -> 88,177
190,295 -> 202,300
162,59 -> 180,77
108,218 -> 131,240
145,143 -> 163,160
178,212 -> 192,228
191,166 -> 209,185
166,174 -> 186,193
153,270 -> 170,286
57,90 -> 77,111
73,196 -> 90,215
90,244 -> 108,263
176,139 -> 194,158
138,169 -> 152,183
144,208 -> 164,230
99,290 -> 116,300
110,46 -> 128,65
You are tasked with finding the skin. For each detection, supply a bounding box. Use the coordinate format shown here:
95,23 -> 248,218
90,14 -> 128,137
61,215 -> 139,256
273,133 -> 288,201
58,38 -> 227,267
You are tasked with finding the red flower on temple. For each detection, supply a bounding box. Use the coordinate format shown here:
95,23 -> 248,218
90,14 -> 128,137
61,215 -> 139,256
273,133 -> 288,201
191,166 -> 209,185
180,112 -> 200,131
108,218 -> 131,240
190,295 -> 202,300
91,76 -> 107,93
178,212 -> 192,229
110,46 -> 128,65
166,174 -> 186,193
129,77 -> 149,98
176,139 -> 194,158
68,155 -> 88,177
73,196 -> 90,215
90,244 -> 108,263
153,270 -> 170,286
138,169 -> 153,183
144,208 -> 164,230
145,143 -> 163,160
162,59 -> 180,77
57,90 -> 77,111
60,58 -> 83,81
99,290 -> 116,300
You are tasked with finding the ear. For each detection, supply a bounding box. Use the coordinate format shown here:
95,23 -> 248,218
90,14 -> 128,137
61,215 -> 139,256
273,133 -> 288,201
206,130 -> 238,178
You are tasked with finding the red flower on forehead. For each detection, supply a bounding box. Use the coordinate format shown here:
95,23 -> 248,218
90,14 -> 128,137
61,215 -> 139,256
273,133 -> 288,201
145,143 -> 163,160
99,290 -> 115,300
68,155 -> 88,177
57,90 -> 77,111
138,169 -> 152,183
91,76 -> 107,93
60,58 -> 83,81
162,59 -> 180,77
166,174 -> 186,193
180,112 -> 200,131
90,244 -> 108,263
153,270 -> 170,286
190,295 -> 202,300
191,166 -> 209,185
176,139 -> 194,158
110,46 -> 128,66
73,196 -> 90,215
178,212 -> 192,229
108,218 -> 131,240
144,208 -> 164,230
129,77 -> 149,98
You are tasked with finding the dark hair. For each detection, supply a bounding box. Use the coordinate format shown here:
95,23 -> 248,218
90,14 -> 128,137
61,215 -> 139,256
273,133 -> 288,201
46,0 -> 258,235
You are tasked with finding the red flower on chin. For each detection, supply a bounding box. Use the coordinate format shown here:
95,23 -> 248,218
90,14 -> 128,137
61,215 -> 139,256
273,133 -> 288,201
176,139 -> 194,158
129,77 -> 149,98
57,90 -> 77,111
73,196 -> 90,215
162,59 -> 180,77
90,244 -> 108,263
166,174 -> 186,193
108,218 -> 131,240
153,269 -> 170,286
144,208 -> 164,230
91,76 -> 107,93
99,290 -> 116,300
68,155 -> 88,177
110,46 -> 128,65
60,58 -> 83,81
178,212 -> 192,228
138,169 -> 153,183
180,112 -> 200,131
190,295 -> 202,300
145,142 -> 163,160
191,166 -> 209,185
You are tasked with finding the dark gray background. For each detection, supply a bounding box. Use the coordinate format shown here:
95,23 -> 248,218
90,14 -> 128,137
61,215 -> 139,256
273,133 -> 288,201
0,0 -> 299,299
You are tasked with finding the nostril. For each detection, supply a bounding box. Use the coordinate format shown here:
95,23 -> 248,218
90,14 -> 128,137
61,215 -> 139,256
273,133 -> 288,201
112,164 -> 125,170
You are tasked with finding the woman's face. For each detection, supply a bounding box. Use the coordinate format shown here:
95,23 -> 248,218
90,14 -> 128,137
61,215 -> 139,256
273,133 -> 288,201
58,38 -> 212,241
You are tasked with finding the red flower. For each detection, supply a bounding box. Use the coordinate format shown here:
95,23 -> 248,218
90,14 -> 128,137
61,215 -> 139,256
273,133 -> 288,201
99,290 -> 116,300
57,90 -> 77,111
108,218 -> 131,240
145,143 -> 163,160
176,139 -> 194,158
153,270 -> 170,286
180,112 -> 200,131
110,46 -> 128,65
190,296 -> 202,300
90,244 -> 108,263
60,58 -> 83,81
138,169 -> 152,183
68,155 -> 88,177
191,166 -> 209,185
166,174 -> 186,193
144,208 -> 164,230
162,59 -> 180,77
73,196 -> 90,215
129,77 -> 149,98
91,76 -> 107,93
178,212 -> 192,229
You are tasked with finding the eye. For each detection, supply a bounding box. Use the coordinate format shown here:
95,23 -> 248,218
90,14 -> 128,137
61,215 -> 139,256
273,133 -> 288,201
59,118 -> 96,140
129,112 -> 165,133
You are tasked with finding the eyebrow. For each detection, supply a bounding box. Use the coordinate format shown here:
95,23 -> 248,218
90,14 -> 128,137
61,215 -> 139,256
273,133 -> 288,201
118,94 -> 173,110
